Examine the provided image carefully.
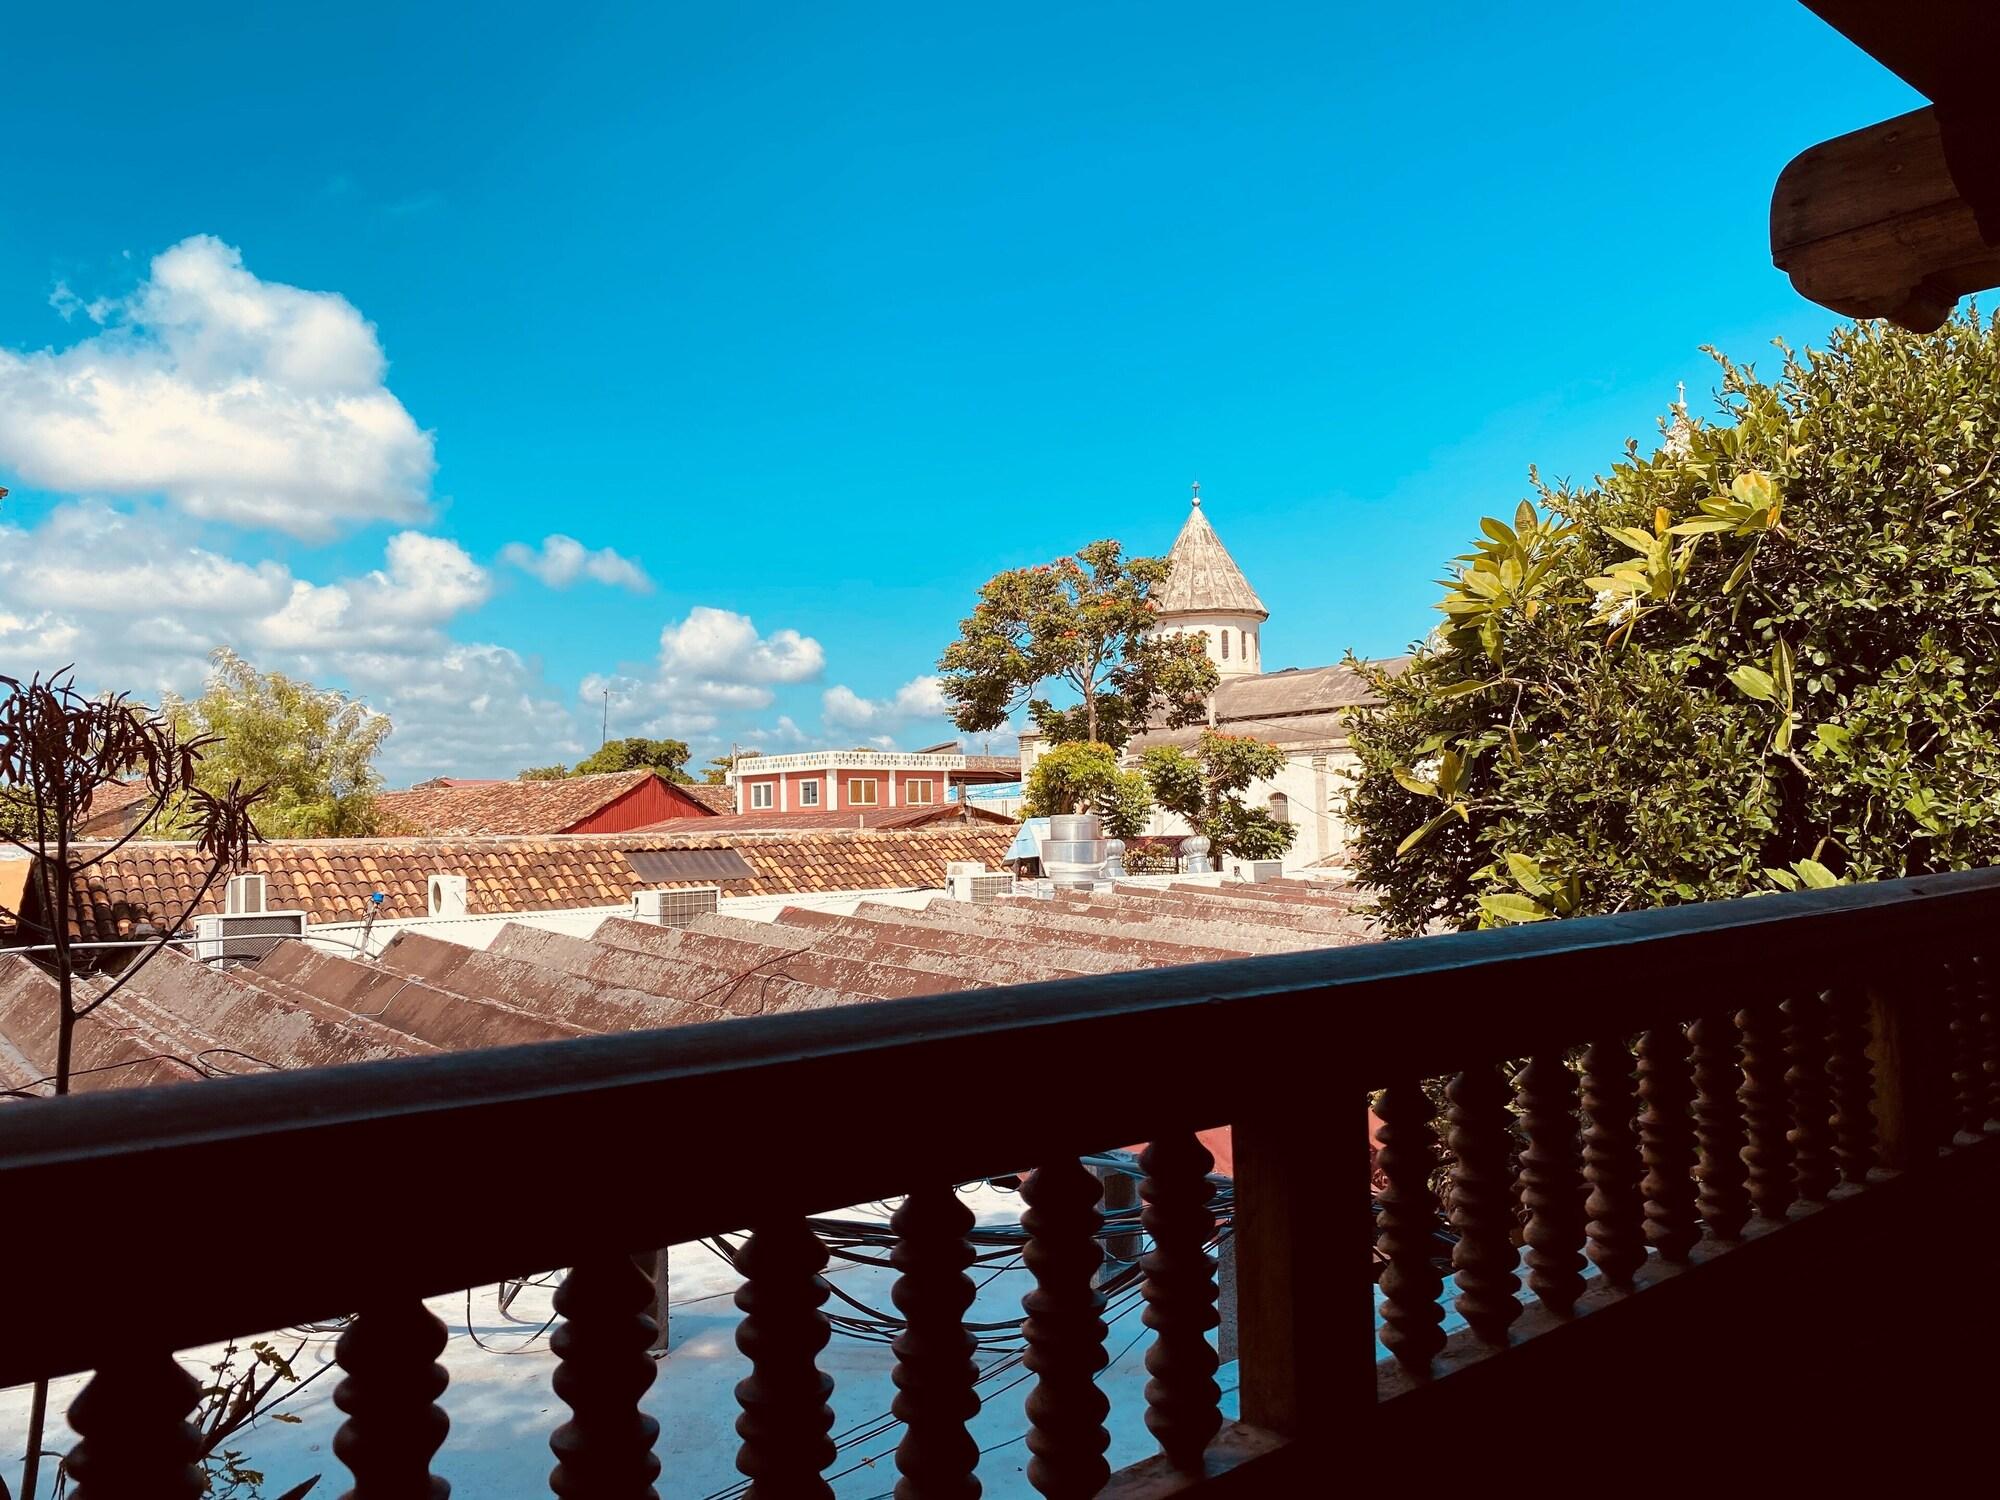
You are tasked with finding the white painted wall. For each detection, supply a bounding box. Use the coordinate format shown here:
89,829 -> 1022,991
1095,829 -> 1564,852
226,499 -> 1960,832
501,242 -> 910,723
1150,613 -> 1264,676
1137,744 -> 1362,871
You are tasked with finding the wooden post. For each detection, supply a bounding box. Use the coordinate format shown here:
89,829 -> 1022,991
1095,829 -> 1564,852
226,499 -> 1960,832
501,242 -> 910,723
1096,1159 -> 1143,1272
1868,969 -> 1952,1171
1231,1107 -> 1338,1436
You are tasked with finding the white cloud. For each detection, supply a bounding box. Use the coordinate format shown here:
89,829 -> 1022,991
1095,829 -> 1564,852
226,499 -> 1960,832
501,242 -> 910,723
659,606 -> 824,685
500,535 -> 651,593
0,504 -> 557,776
0,235 -> 434,537
821,674 -> 951,733
571,607 -> 828,753
335,643 -> 583,779
259,532 -> 490,651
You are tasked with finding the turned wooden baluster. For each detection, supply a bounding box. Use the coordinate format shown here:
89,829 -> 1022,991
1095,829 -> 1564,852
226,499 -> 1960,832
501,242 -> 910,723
1690,1013 -> 1751,1238
1513,1054 -> 1585,1315
1445,1063 -> 1522,1341
549,1255 -> 662,1499
66,1355 -> 205,1500
733,1220 -> 836,1498
1826,985 -> 1880,1183
1020,1157 -> 1111,1499
1580,1038 -> 1646,1285
1946,959 -> 1986,1141
1785,992 -> 1838,1202
1739,1002 -> 1795,1220
1138,1132 -> 1221,1472
333,1301 -> 451,1499
890,1186 -> 981,1500
1374,1078 -> 1446,1370
1637,1023 -> 1701,1260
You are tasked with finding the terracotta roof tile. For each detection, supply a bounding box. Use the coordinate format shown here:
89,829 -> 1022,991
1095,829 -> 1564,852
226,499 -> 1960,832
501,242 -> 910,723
683,784 -> 736,814
61,826 -> 1017,937
631,805 -> 1014,835
374,770 -> 663,836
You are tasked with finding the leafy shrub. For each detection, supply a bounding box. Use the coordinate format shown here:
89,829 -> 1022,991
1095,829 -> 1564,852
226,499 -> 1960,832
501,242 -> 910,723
1346,312 -> 2000,934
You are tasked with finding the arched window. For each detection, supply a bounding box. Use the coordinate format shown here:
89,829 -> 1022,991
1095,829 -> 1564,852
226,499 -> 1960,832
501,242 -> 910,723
1267,791 -> 1290,824
1221,630 -> 1230,659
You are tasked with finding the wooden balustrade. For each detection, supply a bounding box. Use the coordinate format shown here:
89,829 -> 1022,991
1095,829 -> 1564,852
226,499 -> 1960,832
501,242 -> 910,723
4,870 -> 2000,1494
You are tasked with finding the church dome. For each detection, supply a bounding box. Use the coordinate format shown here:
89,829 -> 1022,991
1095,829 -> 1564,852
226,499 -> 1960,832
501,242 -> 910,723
1150,485 -> 1268,678
1153,487 -> 1269,622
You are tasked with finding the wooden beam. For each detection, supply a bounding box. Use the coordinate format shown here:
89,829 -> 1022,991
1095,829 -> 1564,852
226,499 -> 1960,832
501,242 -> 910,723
1799,2 -> 1999,105
1771,107 -> 2000,331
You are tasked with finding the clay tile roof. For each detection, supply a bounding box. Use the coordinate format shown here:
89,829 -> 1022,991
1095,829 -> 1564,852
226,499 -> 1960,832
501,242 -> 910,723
683,784 -> 736,814
59,826 -> 1018,937
630,805 -> 1015,835
1153,495 -> 1267,621
375,770 -> 660,836
75,778 -> 156,838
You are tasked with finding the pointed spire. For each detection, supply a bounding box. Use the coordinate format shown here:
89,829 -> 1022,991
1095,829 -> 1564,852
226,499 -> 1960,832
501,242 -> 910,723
1153,488 -> 1268,621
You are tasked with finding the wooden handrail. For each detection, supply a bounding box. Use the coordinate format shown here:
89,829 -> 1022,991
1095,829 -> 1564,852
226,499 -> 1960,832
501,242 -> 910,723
5,865 -> 1999,1391
3,868 -> 2000,1400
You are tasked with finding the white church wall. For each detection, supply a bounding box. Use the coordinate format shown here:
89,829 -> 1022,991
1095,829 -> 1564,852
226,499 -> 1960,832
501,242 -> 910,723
1133,745 -> 1362,871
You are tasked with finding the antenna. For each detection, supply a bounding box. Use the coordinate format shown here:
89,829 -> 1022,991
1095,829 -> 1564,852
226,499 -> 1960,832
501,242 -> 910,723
601,689 -> 609,749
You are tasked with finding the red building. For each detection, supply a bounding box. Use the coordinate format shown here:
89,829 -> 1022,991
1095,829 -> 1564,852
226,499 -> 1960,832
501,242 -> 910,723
375,769 -> 716,836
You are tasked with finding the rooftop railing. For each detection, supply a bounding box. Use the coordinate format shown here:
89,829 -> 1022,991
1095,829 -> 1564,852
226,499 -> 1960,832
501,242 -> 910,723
4,867 -> 1999,1494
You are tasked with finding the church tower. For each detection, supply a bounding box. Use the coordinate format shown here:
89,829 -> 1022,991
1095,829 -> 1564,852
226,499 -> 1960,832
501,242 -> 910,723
1151,483 -> 1268,677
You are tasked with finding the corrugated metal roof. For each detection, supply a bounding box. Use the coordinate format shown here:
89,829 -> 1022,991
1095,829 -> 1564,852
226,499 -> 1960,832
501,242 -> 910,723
624,847 -> 757,883
0,874 -> 1371,1099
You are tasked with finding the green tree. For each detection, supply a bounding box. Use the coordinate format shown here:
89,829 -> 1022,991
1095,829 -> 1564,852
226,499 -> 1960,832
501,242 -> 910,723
573,736 -> 693,782
1021,740 -> 1153,838
700,754 -> 734,785
162,648 -> 389,839
517,763 -> 569,780
939,539 -> 1217,749
1345,311 -> 2000,935
1141,731 -> 1296,860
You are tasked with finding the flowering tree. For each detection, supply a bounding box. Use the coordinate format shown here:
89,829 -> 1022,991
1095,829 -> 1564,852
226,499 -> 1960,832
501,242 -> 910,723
938,539 -> 1217,748
1345,312 -> 2000,934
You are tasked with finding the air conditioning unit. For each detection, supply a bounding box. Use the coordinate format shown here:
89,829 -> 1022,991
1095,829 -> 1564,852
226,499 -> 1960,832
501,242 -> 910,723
223,874 -> 267,914
194,910 -> 306,966
1226,858 -> 1284,885
949,869 -> 1014,904
633,886 -> 721,927
428,874 -> 468,918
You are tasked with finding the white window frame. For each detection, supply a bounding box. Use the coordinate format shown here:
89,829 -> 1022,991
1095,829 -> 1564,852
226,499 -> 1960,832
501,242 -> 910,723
750,782 -> 775,810
847,778 -> 879,806
798,779 -> 821,807
905,779 -> 935,805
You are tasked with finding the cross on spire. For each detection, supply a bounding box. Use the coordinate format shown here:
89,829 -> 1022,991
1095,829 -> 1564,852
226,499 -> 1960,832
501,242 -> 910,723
1190,479 -> 1201,507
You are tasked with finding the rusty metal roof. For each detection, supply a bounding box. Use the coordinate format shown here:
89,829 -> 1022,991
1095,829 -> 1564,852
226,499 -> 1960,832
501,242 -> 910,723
0,875 -> 1371,1102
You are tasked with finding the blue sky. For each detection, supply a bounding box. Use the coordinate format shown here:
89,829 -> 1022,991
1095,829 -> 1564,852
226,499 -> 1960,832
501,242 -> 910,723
0,3 -> 1922,779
